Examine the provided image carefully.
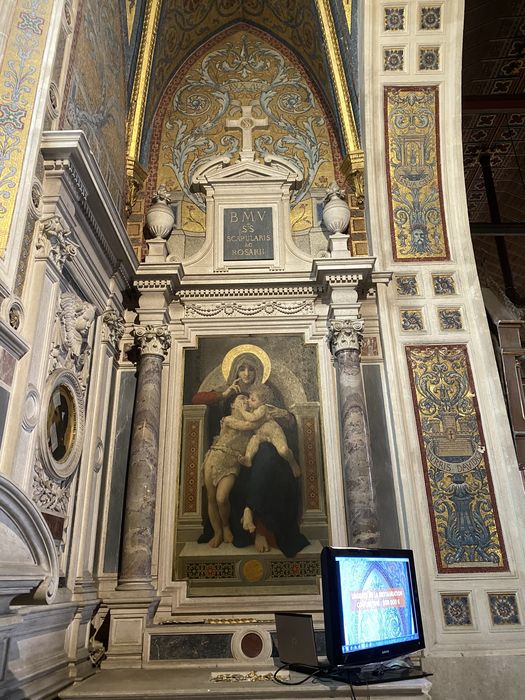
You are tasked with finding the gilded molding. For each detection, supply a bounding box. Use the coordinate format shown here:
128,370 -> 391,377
315,0 -> 359,153
126,0 -> 162,165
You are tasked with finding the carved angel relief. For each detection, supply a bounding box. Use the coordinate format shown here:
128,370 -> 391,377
50,292 -> 96,384
32,291 -> 95,539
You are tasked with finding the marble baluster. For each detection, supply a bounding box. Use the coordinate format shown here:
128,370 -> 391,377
118,325 -> 171,589
329,319 -> 380,546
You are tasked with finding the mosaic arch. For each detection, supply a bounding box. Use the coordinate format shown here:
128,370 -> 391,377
143,0 -> 333,157
147,25 -> 343,241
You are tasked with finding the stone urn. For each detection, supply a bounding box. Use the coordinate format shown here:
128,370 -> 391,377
322,181 -> 351,235
322,182 -> 351,257
146,185 -> 175,240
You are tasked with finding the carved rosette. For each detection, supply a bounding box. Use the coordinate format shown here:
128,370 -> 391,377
327,319 -> 364,356
37,216 -> 79,271
101,310 -> 125,346
133,325 -> 171,357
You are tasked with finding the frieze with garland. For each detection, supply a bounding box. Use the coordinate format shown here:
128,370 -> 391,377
406,344 -> 507,572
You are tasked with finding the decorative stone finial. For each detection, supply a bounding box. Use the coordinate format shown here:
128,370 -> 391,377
146,186 -> 175,240
322,182 -> 351,258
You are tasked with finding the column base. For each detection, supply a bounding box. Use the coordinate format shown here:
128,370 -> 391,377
103,594 -> 159,669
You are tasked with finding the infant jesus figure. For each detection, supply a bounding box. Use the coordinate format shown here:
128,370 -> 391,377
202,394 -> 258,548
221,383 -> 301,536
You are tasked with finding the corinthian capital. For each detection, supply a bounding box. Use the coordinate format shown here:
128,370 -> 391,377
327,319 -> 364,356
133,325 -> 171,357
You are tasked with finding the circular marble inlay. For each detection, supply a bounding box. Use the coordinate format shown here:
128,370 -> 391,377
240,632 -> 263,658
241,558 -> 264,583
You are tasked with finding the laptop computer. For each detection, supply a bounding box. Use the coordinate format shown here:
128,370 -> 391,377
274,612 -> 330,674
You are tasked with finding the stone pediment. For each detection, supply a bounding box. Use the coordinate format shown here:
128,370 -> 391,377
193,154 -> 302,188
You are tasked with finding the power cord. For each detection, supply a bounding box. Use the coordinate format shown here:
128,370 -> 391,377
272,663 -> 359,699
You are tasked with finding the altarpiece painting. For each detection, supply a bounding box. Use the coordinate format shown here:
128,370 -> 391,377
174,334 -> 328,596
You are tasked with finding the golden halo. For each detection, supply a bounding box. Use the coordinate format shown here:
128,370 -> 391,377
221,344 -> 271,384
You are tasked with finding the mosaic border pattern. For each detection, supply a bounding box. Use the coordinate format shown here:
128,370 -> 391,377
384,86 -> 450,262
0,0 -> 53,255
406,344 -> 507,573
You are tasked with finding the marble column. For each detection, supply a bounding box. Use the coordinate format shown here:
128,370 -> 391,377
118,325 -> 171,589
329,319 -> 380,547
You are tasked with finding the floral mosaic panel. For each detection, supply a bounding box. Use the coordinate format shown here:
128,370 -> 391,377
433,274 -> 456,295
146,0 -> 333,149
419,47 -> 440,71
420,7 -> 442,31
400,309 -> 425,332
384,87 -> 450,261
384,7 -> 405,32
152,29 -> 337,235
406,345 -> 507,572
488,593 -> 521,625
441,594 -> 472,627
0,0 -> 53,256
396,275 -> 419,296
384,48 -> 405,72
438,308 -> 463,330
62,0 -> 128,213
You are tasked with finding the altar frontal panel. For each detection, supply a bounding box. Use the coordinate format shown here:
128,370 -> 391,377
384,86 -> 450,262
406,344 -> 507,573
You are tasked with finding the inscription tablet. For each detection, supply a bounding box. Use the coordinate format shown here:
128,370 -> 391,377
223,207 -> 273,261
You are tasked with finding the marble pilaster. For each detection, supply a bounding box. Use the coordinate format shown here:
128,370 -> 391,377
118,325 -> 171,589
328,319 -> 380,547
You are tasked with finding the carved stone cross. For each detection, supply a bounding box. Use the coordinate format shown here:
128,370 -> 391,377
226,104 -> 268,161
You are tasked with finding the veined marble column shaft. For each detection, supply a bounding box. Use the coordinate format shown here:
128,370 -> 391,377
330,320 -> 379,547
118,326 -> 171,589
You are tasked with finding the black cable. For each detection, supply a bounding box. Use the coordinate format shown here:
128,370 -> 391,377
272,663 -> 325,685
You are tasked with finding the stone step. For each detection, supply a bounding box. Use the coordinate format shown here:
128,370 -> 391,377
59,667 -> 432,699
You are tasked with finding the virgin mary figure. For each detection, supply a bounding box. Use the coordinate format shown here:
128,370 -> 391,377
193,344 -> 309,557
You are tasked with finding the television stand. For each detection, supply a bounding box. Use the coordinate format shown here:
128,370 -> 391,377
323,663 -> 432,686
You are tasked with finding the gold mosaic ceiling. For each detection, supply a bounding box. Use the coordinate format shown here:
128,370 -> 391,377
141,0 -> 338,160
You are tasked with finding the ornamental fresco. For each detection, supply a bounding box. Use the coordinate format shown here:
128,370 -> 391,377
406,345 -> 507,573
0,0 -> 53,257
150,28 -> 338,241
144,0 -> 332,157
384,86 -> 450,261
62,0 -> 128,213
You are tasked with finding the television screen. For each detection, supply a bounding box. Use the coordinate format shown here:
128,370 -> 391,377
321,546 -> 426,668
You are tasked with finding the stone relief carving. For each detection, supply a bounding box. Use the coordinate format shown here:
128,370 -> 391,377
101,310 -> 125,346
50,292 -> 96,382
32,458 -> 71,516
184,299 -> 314,318
37,216 -> 79,271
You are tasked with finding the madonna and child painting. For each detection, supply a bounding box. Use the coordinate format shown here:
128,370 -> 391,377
175,335 -> 328,584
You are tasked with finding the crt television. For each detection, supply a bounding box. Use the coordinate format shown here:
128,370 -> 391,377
321,546 -> 426,668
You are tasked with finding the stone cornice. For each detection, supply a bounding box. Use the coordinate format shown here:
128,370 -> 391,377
40,131 -> 138,286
